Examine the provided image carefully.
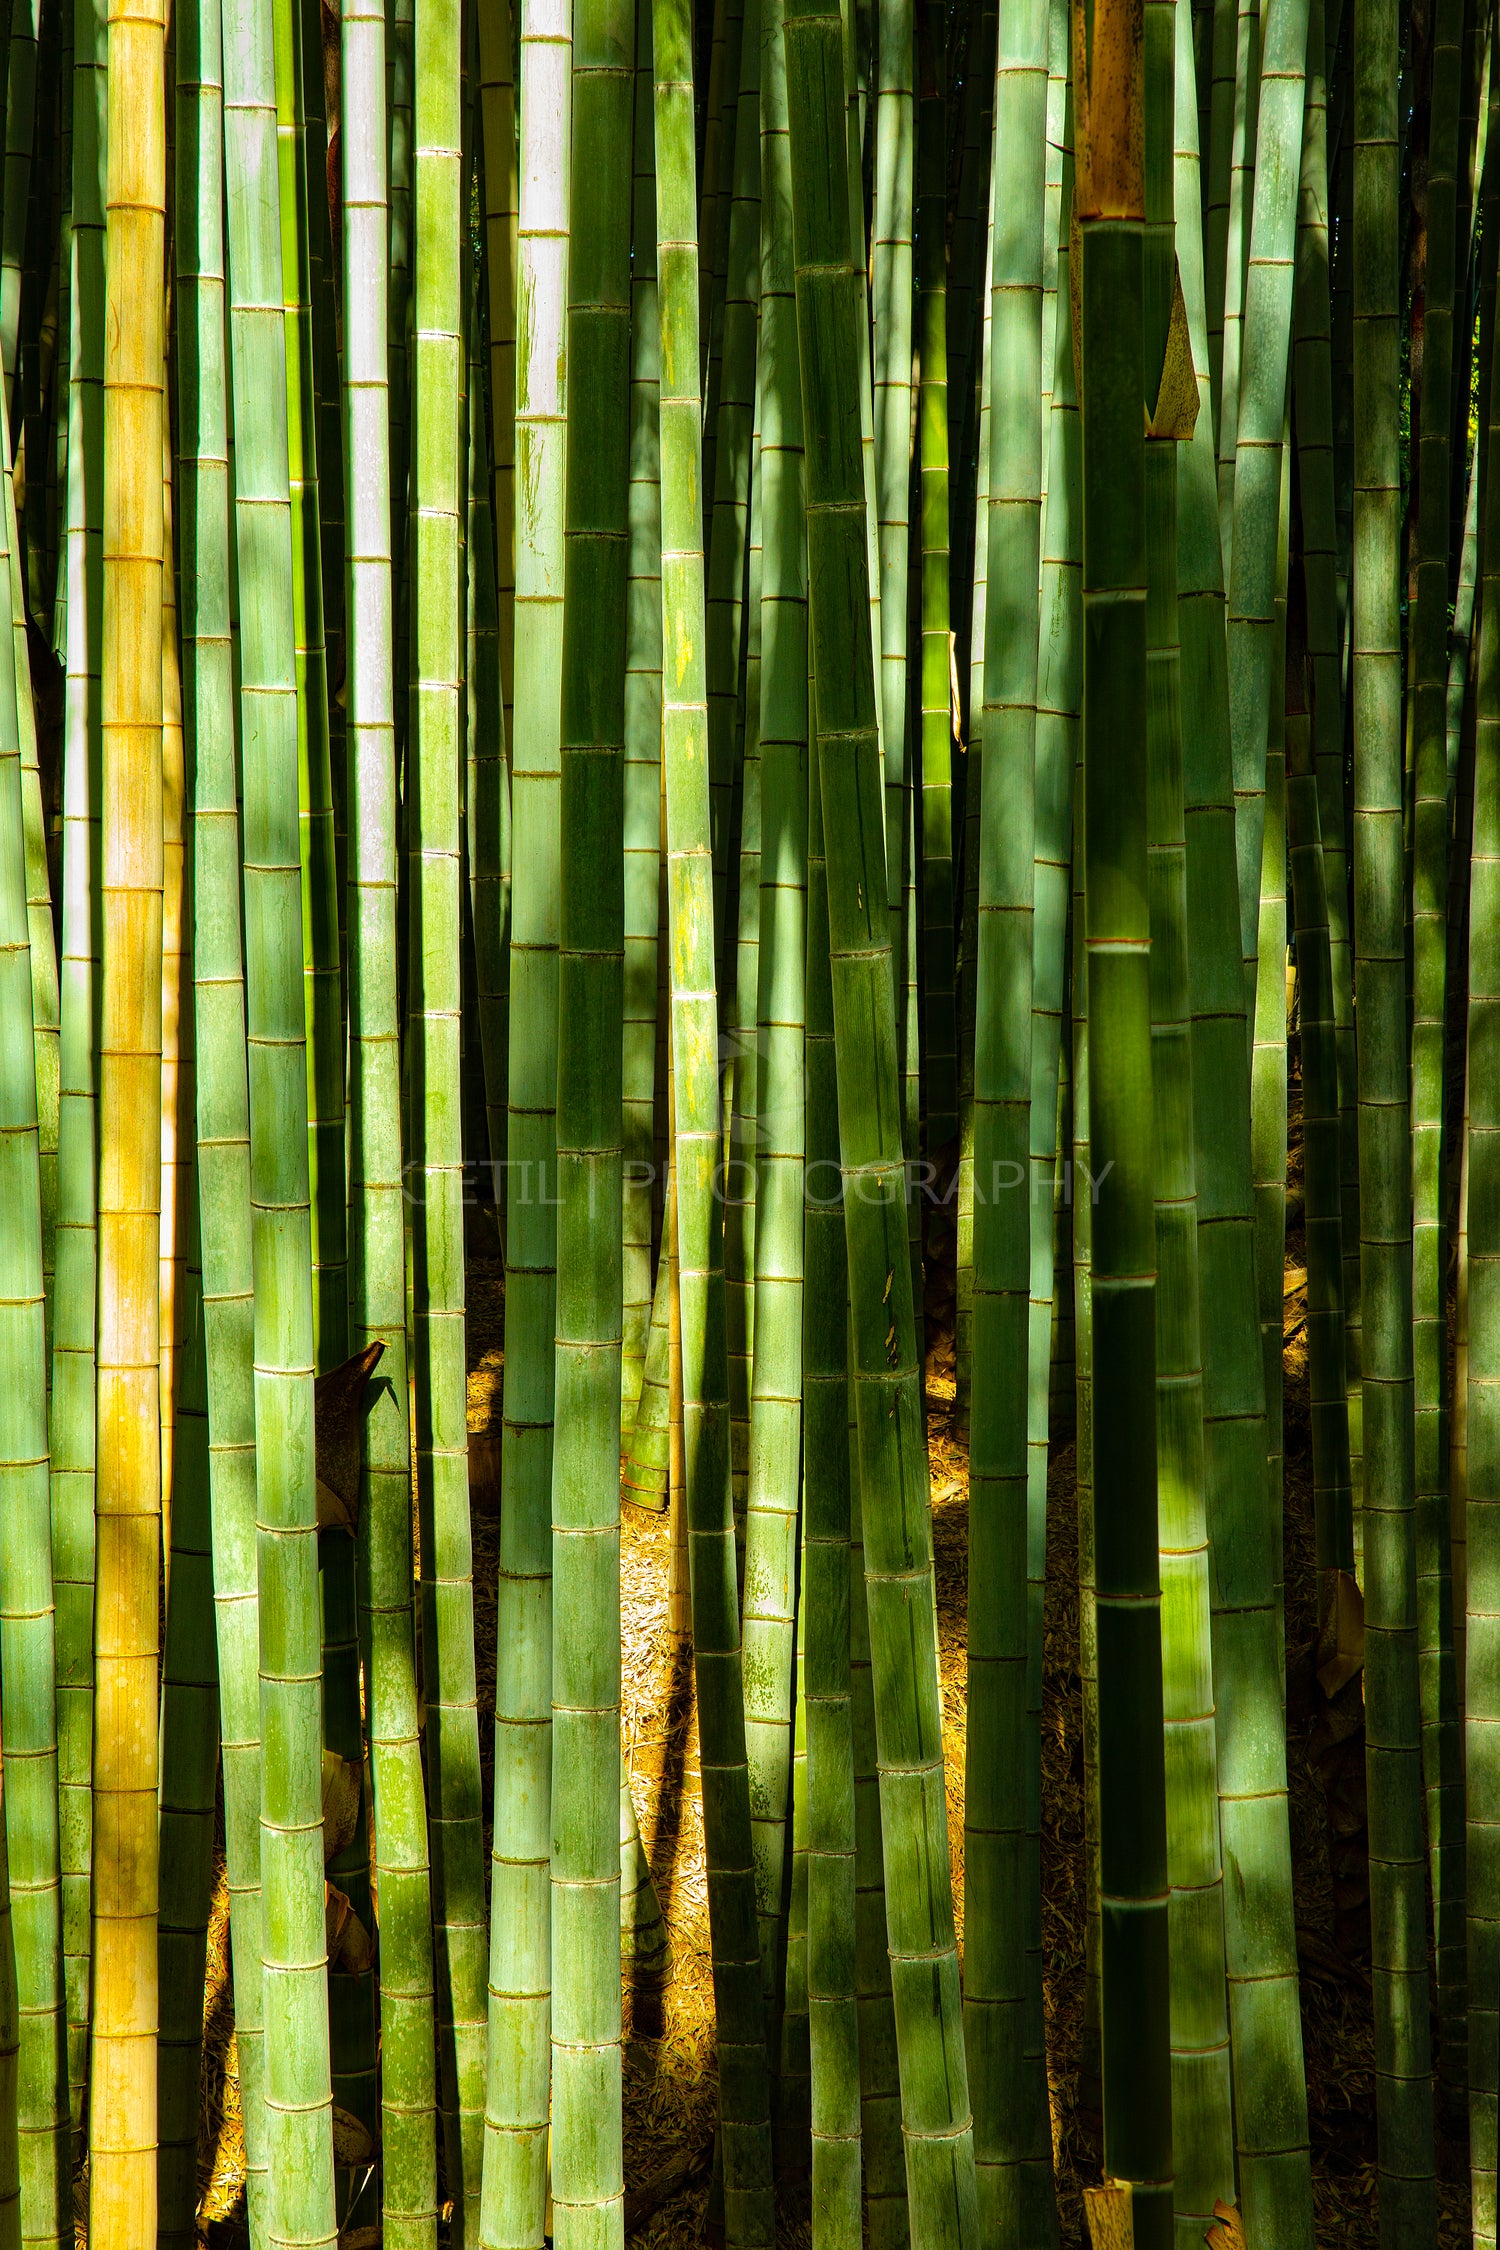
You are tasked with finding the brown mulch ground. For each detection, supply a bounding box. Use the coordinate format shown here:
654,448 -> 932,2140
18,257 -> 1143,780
181,1084 -> 1472,2246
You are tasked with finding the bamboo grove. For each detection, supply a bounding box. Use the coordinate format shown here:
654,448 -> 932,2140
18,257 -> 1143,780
0,0 -> 1494,2233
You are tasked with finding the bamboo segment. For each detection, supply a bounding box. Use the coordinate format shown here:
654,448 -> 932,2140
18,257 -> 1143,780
89,0 -> 165,2228
1468,144 -> 1500,2237
0,393 -> 69,2250
184,0 -> 269,2226
783,0 -> 978,2233
622,0 -> 662,1436
1290,0 -> 1360,1608
548,1 -> 632,2244
803,750 -> 860,2250
655,0 -> 776,2231
0,1758 -> 19,2250
343,0 -> 440,2226
481,0 -> 568,2225
1351,0 -> 1440,2221
916,0 -> 955,1156
276,0 -> 346,1371
1172,3 -> 1315,2230
1,0 -> 42,418
1077,5 -> 1173,2237
967,0 -> 1053,2219
743,0 -> 804,2014
51,0 -> 106,2128
1285,583 -> 1353,1589
1224,0 -> 1307,1013
1410,0 -> 1468,2106
409,0 -> 487,2218
872,0 -> 913,992
221,0 -> 337,2223
468,218 -> 513,1248
1143,6 -> 1235,2240
1249,484 -> 1288,1614
155,1216 -> 219,2250
477,0 -> 517,735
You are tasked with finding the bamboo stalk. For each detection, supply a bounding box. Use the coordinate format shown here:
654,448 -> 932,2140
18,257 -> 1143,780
343,0 -> 439,2220
1352,0 -> 1440,2216
784,0 -> 979,2228
480,0 -> 568,2222
50,0 -> 106,2129
548,0 -> 633,2242
655,0 -> 777,2227
184,0 -> 270,2222
89,0 -> 165,2224
1171,0 -> 1316,2228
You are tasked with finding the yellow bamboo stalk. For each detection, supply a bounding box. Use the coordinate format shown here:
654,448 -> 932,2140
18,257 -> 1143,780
90,0 -> 166,2232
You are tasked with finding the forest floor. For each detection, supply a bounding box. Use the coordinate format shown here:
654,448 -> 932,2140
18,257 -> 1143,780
183,1076 -> 1473,2247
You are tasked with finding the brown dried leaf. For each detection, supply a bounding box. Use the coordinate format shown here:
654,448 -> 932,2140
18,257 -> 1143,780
1316,1568 -> 1365,1698
321,1749 -> 361,1865
1204,2199 -> 1246,2250
1147,264 -> 1200,437
1083,2179 -> 1134,2250
331,2105 -> 375,2169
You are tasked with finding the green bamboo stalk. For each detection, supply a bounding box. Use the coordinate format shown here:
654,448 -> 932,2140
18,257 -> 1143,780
1070,655 -> 1101,2126
945,0 -> 995,678
1249,470 -> 1288,1616
1172,0 -> 1316,2230
655,0 -> 777,2228
1410,0 -> 1467,2105
1200,0 -> 1234,432
185,0 -> 269,2225
1212,0 -> 1259,570
1290,0 -> 1361,1599
763,10 -> 895,2228
1467,166 -> 1500,2234
714,0 -> 764,1522
0,0 -> 40,413
1077,8 -> 1173,2234
1142,6 -> 1236,2237
1285,568 -> 1353,1590
1225,0 -> 1307,1023
0,1757 -> 18,2250
967,0 -> 1052,2221
275,0 -> 346,1369
548,6 -> 633,2247
50,0 -> 105,2129
480,0 -> 569,2232
1028,15 -> 1079,1617
342,0 -> 439,2224
954,152 -> 994,1432
917,0 -> 955,1156
221,0 -> 337,2220
477,0 -> 516,732
784,0 -> 979,2232
725,441 -> 761,1533
743,0 -> 802,2009
872,0 -> 912,994
0,352 -> 67,2250
1352,0 -> 1440,2220
704,0 -> 760,980
622,0 -> 662,1436
698,0 -> 745,536
803,743 -> 860,2250
156,1210 -> 219,2250
469,238 -> 512,1241
777,1592 -> 810,2179
409,0 -> 487,2215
